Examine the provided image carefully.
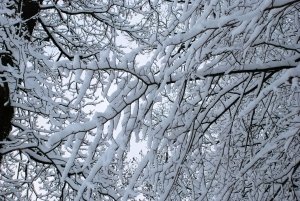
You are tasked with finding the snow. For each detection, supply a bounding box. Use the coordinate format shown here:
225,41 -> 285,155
2,0 -> 300,200
73,70 -> 94,106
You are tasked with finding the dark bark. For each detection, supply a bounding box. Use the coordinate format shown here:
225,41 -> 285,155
0,55 -> 14,163
0,0 -> 42,165
0,83 -> 14,141
19,0 -> 42,37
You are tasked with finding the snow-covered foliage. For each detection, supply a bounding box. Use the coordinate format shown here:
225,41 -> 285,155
0,0 -> 299,200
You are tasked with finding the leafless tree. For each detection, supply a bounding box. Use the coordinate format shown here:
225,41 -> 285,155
0,0 -> 299,200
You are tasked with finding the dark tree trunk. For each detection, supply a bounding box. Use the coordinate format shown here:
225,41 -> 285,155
19,0 -> 42,37
0,55 -> 14,164
0,0 -> 42,165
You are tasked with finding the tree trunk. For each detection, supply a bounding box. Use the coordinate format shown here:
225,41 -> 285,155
0,0 -> 42,165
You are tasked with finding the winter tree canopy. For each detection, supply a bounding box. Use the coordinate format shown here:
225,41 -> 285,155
0,0 -> 299,200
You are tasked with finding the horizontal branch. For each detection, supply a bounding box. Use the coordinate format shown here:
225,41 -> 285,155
201,65 -> 296,77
